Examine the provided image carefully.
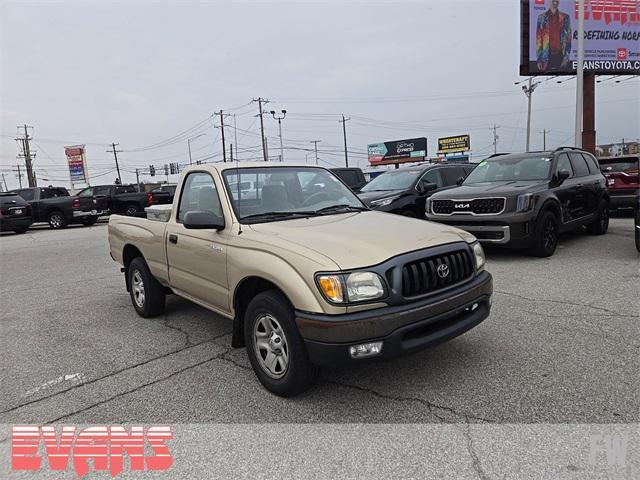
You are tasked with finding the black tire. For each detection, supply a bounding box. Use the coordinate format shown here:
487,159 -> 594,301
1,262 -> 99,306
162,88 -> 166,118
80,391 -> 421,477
81,216 -> 98,226
13,227 -> 29,234
48,210 -> 68,229
529,210 -> 559,257
124,204 -> 140,216
127,257 -> 166,318
244,290 -> 318,397
401,209 -> 417,218
586,200 -> 609,235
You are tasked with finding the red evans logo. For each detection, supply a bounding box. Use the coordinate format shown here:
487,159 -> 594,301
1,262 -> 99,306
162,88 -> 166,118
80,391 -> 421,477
617,48 -> 628,60
12,425 -> 172,477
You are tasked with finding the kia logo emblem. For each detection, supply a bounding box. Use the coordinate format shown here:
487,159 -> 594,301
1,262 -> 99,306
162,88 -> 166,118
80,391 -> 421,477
455,203 -> 470,209
437,264 -> 449,278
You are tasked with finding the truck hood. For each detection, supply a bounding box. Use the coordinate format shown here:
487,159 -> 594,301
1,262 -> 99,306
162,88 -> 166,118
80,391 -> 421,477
247,211 -> 475,270
432,180 -> 548,198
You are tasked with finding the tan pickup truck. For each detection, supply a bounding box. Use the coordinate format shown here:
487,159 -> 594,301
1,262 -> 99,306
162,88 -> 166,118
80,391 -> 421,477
108,163 -> 493,396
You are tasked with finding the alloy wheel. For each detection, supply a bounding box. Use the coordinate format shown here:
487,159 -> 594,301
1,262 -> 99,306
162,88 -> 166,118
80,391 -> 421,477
543,219 -> 557,251
50,214 -> 63,228
131,270 -> 145,308
253,313 -> 289,379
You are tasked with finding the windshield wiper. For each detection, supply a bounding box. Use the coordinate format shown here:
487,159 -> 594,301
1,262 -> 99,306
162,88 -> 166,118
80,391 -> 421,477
240,210 -> 319,222
315,204 -> 369,214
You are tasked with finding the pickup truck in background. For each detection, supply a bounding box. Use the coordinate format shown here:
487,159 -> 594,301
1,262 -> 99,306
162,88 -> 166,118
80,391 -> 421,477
9,186 -> 109,229
150,184 -> 177,205
108,163 -> 492,396
77,184 -> 153,216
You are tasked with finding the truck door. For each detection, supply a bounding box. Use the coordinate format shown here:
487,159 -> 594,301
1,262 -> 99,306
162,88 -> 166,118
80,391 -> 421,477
165,171 -> 229,314
568,152 -> 592,218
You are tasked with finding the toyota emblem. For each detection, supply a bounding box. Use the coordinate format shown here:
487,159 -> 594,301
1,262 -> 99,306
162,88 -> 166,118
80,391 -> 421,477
437,264 -> 449,278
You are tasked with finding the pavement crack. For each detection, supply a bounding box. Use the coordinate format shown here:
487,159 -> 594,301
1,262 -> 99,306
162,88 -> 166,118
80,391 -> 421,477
495,290 -> 636,317
328,380 -> 493,423
161,313 -> 194,347
0,330 -> 232,415
463,419 -> 492,480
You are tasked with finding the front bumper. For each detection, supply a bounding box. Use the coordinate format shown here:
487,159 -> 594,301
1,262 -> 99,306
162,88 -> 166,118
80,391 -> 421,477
73,209 -> 109,218
427,211 -> 536,246
296,271 -> 492,367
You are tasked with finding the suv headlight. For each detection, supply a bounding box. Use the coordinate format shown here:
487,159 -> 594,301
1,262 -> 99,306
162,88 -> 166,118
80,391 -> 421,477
317,272 -> 386,304
516,193 -> 535,213
370,196 -> 397,207
471,242 -> 485,271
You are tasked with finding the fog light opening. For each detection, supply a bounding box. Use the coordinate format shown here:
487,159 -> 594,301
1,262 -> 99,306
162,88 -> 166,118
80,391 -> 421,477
349,341 -> 383,359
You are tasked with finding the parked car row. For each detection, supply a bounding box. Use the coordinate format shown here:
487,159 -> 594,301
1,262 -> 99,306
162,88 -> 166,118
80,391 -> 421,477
0,183 -> 176,233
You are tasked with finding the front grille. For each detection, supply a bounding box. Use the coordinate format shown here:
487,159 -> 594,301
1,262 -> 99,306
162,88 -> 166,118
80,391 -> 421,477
401,249 -> 474,297
432,198 -> 505,215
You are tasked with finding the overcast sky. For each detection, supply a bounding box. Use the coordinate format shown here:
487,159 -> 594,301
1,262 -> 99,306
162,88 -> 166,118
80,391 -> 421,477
1,0 -> 638,190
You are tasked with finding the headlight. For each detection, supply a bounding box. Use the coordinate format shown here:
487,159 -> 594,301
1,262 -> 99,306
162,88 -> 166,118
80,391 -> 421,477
472,242 -> 485,271
370,196 -> 397,207
516,193 -> 535,213
317,272 -> 386,304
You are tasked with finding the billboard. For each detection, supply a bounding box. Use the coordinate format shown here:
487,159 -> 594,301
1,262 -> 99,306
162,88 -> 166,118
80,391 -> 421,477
521,0 -> 640,75
438,134 -> 470,154
65,145 -> 88,183
367,138 -> 427,166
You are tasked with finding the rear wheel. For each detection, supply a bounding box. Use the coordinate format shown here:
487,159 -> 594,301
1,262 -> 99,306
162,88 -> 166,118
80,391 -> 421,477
586,200 -> 609,235
244,290 -> 318,397
124,204 -> 140,216
48,211 -> 67,229
13,227 -> 28,234
127,257 -> 166,317
529,210 -> 559,257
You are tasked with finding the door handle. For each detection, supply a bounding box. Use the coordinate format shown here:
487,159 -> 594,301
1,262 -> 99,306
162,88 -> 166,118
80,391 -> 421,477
169,234 -> 178,244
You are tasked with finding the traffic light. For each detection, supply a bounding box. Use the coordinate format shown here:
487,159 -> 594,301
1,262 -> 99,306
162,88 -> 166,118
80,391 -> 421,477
164,164 -> 169,176
149,165 -> 155,177
169,163 -> 176,175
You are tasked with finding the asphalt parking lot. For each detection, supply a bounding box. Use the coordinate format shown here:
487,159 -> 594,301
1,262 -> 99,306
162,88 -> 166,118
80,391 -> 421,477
1,216 -> 638,428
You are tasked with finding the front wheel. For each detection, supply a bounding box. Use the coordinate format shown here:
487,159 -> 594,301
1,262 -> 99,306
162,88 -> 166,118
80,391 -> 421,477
13,227 -> 29,234
529,210 -> 559,257
586,200 -> 609,235
124,204 -> 140,216
127,257 -> 166,317
244,290 -> 318,397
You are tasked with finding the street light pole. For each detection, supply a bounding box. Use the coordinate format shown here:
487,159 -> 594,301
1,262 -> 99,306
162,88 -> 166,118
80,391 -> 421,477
187,133 -> 207,165
575,0 -> 585,148
270,110 -> 286,162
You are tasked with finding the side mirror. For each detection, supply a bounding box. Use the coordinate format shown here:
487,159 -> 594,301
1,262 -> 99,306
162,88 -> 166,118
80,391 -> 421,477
456,176 -> 465,186
183,211 -> 225,230
556,169 -> 571,185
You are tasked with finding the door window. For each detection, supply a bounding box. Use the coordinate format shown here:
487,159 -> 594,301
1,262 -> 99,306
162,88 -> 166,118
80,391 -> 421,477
581,153 -> 600,174
17,189 -> 35,201
93,186 -> 112,196
569,152 -> 590,177
177,172 -> 222,222
418,169 -> 443,190
78,188 -> 94,197
440,166 -> 465,185
555,154 -> 574,177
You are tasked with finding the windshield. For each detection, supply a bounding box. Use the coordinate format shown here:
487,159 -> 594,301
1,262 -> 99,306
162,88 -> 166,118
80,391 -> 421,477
599,157 -> 639,173
360,169 -> 421,191
464,156 -> 553,183
223,166 -> 366,223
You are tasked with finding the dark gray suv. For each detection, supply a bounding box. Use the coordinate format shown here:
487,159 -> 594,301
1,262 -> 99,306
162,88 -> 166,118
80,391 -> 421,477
425,147 -> 609,257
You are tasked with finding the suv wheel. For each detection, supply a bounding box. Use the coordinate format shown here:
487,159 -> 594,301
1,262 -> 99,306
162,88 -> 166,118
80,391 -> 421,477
127,257 -> 166,317
586,200 -> 609,235
244,290 -> 318,397
48,211 -> 67,229
125,204 -> 139,216
530,210 -> 559,257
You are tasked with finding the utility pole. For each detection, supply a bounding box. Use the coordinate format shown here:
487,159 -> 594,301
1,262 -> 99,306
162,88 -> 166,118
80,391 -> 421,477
339,115 -> 350,167
575,0 -> 585,148
217,110 -> 230,162
230,143 -> 234,163
0,173 -> 7,191
522,78 -> 539,152
233,113 -> 239,161
135,168 -> 140,192
14,164 -> 23,188
540,129 -> 550,150
491,124 -> 500,154
253,97 -> 270,162
270,110 -> 287,162
311,140 -> 321,165
16,125 -> 36,187
107,143 -> 122,184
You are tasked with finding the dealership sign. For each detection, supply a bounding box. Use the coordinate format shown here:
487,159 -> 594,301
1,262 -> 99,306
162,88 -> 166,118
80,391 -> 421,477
65,145 -> 88,183
521,0 -> 640,75
438,135 -> 470,154
367,138 -> 427,166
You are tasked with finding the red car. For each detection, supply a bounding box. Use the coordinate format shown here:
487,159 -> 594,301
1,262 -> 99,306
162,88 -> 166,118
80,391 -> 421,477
598,155 -> 639,210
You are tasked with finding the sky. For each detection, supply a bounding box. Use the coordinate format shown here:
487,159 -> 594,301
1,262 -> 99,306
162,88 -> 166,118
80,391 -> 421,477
1,0 -> 638,190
